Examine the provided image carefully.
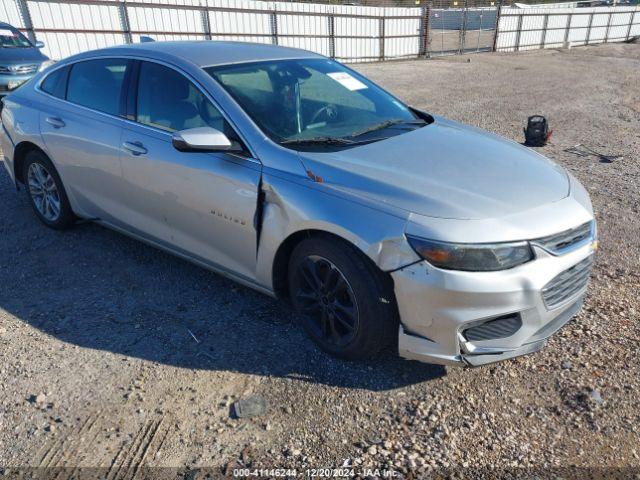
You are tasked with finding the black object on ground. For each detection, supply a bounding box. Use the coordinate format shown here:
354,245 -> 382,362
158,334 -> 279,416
524,115 -> 552,147
233,395 -> 267,418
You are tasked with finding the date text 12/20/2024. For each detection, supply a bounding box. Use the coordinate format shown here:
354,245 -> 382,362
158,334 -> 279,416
233,468 -> 399,477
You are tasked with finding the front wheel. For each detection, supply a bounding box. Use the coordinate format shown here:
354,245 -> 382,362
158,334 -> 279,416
288,236 -> 398,360
23,150 -> 75,230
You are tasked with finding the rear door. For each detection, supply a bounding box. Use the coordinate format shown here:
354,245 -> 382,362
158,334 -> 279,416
118,60 -> 262,281
39,58 -> 131,223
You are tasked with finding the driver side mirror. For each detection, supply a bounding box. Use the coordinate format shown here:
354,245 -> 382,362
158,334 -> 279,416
35,40 -> 45,48
172,127 -> 243,153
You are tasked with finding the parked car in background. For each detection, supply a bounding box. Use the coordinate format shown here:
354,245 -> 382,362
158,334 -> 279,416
0,22 -> 52,98
0,42 -> 597,367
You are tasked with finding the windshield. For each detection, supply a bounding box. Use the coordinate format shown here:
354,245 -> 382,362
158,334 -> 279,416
205,58 -> 428,149
0,26 -> 32,48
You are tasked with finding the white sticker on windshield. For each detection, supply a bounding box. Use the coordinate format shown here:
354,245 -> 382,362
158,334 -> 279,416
0,29 -> 16,37
327,72 -> 367,91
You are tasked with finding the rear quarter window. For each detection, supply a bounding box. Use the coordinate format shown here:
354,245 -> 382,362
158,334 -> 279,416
40,66 -> 69,99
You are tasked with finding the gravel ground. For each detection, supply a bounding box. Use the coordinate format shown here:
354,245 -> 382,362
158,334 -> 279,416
0,43 -> 638,478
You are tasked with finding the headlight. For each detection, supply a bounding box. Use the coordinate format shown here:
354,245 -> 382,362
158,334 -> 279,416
406,236 -> 534,272
38,60 -> 55,72
7,79 -> 27,90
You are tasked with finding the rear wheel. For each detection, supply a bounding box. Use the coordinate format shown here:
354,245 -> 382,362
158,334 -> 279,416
23,150 -> 75,229
288,236 -> 398,360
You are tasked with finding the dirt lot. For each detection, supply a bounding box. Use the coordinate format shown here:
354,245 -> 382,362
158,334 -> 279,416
0,43 -> 638,478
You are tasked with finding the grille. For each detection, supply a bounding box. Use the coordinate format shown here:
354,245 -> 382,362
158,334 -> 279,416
542,256 -> 593,309
463,313 -> 522,342
0,64 -> 38,75
533,221 -> 593,255
530,298 -> 582,342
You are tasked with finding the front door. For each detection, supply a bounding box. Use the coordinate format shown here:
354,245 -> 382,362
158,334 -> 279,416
119,60 -> 261,281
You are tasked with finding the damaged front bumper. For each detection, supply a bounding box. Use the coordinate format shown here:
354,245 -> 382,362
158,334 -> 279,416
391,241 -> 594,367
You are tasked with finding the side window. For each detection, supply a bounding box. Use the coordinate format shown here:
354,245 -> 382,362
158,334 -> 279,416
67,58 -> 128,115
136,61 -> 229,134
40,66 -> 69,99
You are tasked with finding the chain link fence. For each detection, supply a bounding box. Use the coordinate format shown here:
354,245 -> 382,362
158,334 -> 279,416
0,0 -> 638,62
428,0 -> 499,55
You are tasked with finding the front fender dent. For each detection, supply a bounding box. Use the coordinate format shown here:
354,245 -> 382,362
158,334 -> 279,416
255,172 -> 419,291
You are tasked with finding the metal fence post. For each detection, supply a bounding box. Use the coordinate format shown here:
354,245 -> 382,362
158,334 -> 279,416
458,0 -> 469,54
514,12 -> 523,51
15,0 -> 36,43
419,3 -> 431,58
201,6 -> 212,40
270,11 -> 278,45
604,11 -> 612,42
379,17 -> 385,61
328,14 -> 335,59
540,13 -> 549,49
625,11 -> 635,41
475,6 -> 483,52
563,13 -> 572,47
118,0 -> 133,44
492,0 -> 503,52
585,12 -> 593,45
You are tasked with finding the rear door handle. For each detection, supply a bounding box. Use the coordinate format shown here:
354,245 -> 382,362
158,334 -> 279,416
122,141 -> 147,156
45,116 -> 65,129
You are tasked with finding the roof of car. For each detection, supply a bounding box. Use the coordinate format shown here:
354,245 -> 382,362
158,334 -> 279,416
75,41 -> 323,68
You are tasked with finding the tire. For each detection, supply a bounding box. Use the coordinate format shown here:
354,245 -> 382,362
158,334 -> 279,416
22,149 -> 75,230
288,235 -> 398,360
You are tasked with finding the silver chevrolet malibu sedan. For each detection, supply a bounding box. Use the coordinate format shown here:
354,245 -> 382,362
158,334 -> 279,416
0,41 -> 597,366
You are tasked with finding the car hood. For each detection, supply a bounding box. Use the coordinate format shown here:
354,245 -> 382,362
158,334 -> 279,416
298,116 -> 569,220
0,47 -> 48,64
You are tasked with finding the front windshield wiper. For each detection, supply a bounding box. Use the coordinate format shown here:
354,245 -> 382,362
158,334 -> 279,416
280,136 -> 357,146
349,118 -> 427,139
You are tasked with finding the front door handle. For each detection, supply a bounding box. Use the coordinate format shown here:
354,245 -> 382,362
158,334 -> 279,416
122,141 -> 147,156
45,116 -> 65,129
